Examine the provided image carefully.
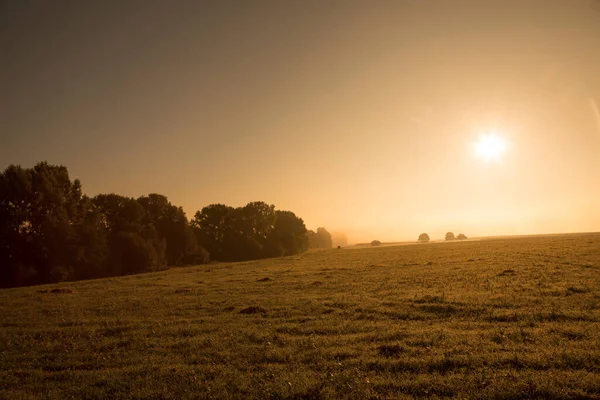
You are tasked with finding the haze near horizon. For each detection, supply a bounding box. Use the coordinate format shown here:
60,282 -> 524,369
2,0 -> 600,243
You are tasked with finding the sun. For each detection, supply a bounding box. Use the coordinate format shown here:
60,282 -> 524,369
474,132 -> 507,162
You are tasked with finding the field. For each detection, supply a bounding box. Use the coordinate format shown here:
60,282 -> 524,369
1,233 -> 600,399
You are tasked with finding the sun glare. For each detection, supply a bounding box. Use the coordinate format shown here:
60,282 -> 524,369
475,132 -> 507,162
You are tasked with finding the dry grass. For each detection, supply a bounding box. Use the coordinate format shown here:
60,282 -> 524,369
1,233 -> 600,399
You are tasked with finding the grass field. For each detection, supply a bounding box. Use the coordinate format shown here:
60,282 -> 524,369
1,233 -> 600,399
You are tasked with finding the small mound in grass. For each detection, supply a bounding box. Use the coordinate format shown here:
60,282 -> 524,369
377,344 -> 405,358
38,288 -> 74,294
239,306 -> 267,315
499,269 -> 516,276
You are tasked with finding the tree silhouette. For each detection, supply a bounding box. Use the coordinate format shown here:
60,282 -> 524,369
445,232 -> 456,241
307,230 -> 318,248
1,163 -> 99,286
316,227 -> 333,249
266,210 -> 308,257
138,194 -> 206,266
418,233 -> 430,243
371,240 -> 381,246
457,233 -> 468,240
0,162 -> 310,288
191,203 -> 234,260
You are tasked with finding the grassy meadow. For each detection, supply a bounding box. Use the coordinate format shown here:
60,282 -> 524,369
1,233 -> 600,399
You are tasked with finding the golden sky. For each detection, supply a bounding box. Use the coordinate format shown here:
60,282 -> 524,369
2,1 -> 600,242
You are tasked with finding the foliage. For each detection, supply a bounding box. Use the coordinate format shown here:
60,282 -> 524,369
418,233 -> 430,242
371,240 -> 381,246
445,232 -> 456,241
0,162 -> 91,287
457,233 -> 468,240
1,162 -> 312,287
191,202 -> 308,261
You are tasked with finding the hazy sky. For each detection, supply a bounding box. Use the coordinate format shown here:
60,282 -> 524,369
2,0 -> 600,242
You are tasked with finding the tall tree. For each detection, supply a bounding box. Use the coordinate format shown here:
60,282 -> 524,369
137,194 -> 205,266
191,203 -> 234,260
316,227 -> 333,249
265,210 -> 308,257
0,162 -> 87,286
93,194 -> 166,275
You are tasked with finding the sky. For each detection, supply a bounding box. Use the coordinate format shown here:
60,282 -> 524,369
2,0 -> 600,243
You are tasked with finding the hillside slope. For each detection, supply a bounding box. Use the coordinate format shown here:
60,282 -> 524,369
1,233 -> 600,399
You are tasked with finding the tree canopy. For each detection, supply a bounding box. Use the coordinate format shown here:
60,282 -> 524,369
1,162 -> 309,288
418,233 -> 430,243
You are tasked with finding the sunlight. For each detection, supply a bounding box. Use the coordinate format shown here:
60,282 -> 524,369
475,132 -> 507,162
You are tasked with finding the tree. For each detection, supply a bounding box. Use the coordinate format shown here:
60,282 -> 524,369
371,240 -> 381,246
316,227 -> 333,249
220,202 -> 277,261
93,194 -> 166,275
191,203 -> 234,260
457,233 -> 467,240
137,194 -> 207,266
265,210 -> 308,257
307,230 -> 318,249
418,233 -> 430,243
0,162 -> 91,287
445,232 -> 456,241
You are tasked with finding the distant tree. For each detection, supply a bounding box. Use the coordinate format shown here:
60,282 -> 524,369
0,162 -> 94,287
445,232 -> 456,241
418,233 -> 430,243
457,233 -> 467,240
137,194 -> 207,266
109,231 -> 165,275
316,227 -> 333,249
371,240 -> 381,246
191,203 -> 234,260
265,210 -> 308,257
1,161 -> 309,288
307,230 -> 318,249
221,201 -> 277,261
93,193 -> 166,275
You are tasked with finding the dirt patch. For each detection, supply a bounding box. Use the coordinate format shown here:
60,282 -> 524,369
256,277 -> 271,282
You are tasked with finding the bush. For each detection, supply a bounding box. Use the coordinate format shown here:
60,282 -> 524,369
457,233 -> 468,240
371,240 -> 381,246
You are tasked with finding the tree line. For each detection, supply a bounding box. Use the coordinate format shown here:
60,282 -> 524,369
0,162 -> 313,288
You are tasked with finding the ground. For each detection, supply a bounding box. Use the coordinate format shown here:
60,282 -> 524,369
1,233 -> 599,399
